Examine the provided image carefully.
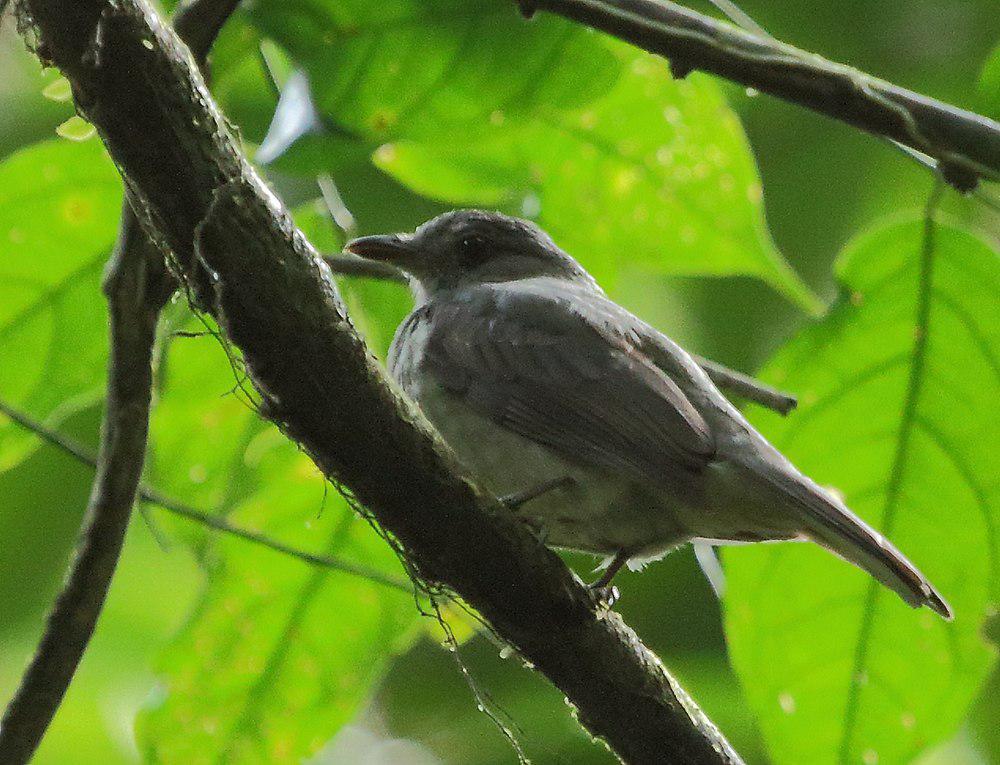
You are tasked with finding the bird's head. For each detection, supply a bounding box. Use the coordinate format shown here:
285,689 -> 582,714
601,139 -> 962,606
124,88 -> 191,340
344,209 -> 595,296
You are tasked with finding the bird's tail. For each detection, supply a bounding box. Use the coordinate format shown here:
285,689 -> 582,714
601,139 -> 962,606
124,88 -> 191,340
770,472 -> 952,620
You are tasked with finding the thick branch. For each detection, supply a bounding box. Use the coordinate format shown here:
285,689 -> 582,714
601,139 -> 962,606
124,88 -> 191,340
0,205 -> 172,764
518,0 -> 1000,189
18,0 -> 740,761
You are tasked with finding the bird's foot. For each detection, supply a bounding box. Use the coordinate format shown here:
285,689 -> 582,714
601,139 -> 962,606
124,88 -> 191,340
500,475 -> 573,511
587,550 -> 630,608
588,583 -> 621,609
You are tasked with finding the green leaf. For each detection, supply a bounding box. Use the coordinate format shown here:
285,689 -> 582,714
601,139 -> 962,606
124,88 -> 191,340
724,218 -> 999,764
247,0 -> 820,311
249,1 -> 618,142
977,42 -> 1000,121
376,47 -> 819,309
139,331 -> 420,762
0,139 -> 121,469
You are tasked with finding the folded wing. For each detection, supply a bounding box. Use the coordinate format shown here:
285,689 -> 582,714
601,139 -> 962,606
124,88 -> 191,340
423,284 -> 716,484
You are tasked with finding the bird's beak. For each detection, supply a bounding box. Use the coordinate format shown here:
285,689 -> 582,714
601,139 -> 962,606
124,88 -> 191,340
344,234 -> 415,265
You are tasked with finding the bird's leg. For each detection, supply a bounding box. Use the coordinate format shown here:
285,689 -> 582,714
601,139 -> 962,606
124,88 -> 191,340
500,475 -> 573,511
589,550 -> 630,590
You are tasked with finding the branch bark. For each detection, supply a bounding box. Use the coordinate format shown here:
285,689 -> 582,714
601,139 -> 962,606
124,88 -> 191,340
516,0 -> 1000,190
0,203 -> 173,764
15,0 -> 741,761
0,3 -> 238,761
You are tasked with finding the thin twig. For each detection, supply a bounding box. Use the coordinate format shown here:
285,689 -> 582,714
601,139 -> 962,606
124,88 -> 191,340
0,397 -> 412,593
692,355 -> 797,415
0,2 -> 242,761
517,0 -> 1000,190
0,203 -> 173,764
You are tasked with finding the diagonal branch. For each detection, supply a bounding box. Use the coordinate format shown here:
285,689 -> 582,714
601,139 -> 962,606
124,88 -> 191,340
516,0 -> 1000,190
16,0 -> 741,761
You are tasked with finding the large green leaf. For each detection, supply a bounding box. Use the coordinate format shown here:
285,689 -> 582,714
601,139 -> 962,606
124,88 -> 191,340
977,42 -> 1000,122
724,218 -> 999,764
139,323 -> 420,762
247,0 -> 821,311
0,138 -> 121,469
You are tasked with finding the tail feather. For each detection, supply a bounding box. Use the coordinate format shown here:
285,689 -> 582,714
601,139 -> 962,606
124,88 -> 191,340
773,473 -> 953,620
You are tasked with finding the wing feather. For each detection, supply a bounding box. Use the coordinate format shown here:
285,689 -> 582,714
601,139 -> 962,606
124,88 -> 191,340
423,284 -> 715,484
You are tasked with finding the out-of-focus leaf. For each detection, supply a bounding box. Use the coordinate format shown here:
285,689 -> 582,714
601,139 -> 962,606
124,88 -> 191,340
725,219 -> 999,764
204,18 -> 280,143
137,438 -> 419,763
249,0 -> 618,143
55,115 -> 96,142
140,328 -> 420,762
376,47 -> 817,309
248,0 -> 820,311
977,43 -> 1000,121
146,319 -> 266,520
0,138 -> 121,469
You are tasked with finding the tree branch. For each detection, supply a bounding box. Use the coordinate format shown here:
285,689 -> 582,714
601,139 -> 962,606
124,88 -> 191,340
516,0 -> 1000,190
0,2 -> 240,761
0,397 -> 412,593
0,203 -> 173,764
692,355 -> 797,415
16,0 -> 741,761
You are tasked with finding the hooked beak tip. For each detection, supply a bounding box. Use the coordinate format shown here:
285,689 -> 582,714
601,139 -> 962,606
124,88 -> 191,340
344,234 -> 409,262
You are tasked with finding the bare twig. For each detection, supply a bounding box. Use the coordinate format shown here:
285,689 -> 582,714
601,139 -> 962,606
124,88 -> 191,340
516,0 -> 1000,190
16,0 -> 741,760
0,2 -> 241,761
0,397 -> 412,593
692,355 -> 797,415
0,203 -> 173,764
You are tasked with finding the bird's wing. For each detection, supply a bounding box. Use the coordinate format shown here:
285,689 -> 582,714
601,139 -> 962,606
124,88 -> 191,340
423,284 -> 716,483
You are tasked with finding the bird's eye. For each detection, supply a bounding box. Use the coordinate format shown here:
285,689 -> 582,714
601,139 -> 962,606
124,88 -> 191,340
459,235 -> 487,264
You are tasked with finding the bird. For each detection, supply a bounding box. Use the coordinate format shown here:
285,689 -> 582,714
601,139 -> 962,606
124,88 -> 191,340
344,209 -> 952,619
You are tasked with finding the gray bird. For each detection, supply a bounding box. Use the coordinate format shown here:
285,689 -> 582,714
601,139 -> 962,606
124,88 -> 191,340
345,210 -> 951,619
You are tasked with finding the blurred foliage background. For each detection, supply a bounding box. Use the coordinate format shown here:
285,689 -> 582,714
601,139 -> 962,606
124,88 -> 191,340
0,0 -> 997,763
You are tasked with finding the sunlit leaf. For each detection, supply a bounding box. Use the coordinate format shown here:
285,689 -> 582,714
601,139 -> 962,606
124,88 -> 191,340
725,218 -> 999,764
248,0 -> 820,311
55,116 -> 96,141
41,76 -> 72,103
0,139 -> 121,469
376,46 -> 818,309
977,42 -> 1000,121
139,323 -> 421,761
